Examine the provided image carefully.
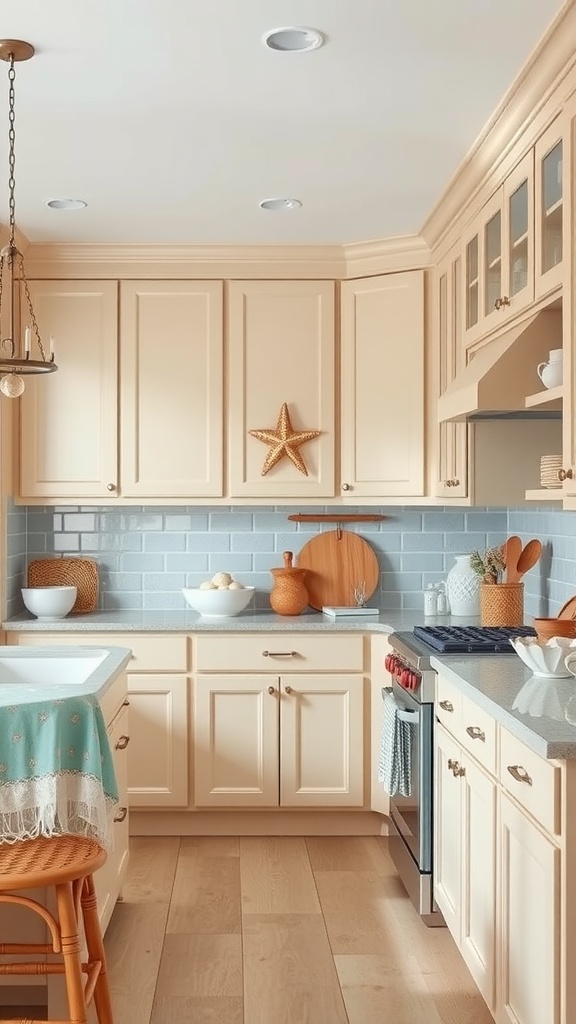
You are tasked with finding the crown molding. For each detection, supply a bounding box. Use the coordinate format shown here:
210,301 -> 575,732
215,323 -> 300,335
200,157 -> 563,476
342,234 -> 431,276
421,0 -> 576,252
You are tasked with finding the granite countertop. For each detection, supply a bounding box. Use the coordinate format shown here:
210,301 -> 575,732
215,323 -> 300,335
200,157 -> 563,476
2,608 -> 423,633
432,652 -> 576,761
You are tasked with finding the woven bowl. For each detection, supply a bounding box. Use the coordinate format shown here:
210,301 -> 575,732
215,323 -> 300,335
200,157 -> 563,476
182,586 -> 255,618
533,617 -> 576,643
509,636 -> 576,678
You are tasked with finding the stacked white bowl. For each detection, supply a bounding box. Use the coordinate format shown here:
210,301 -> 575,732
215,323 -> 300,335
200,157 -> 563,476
540,455 -> 563,489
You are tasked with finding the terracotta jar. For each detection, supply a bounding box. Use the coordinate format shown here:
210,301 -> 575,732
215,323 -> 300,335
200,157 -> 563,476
270,551 -> 309,616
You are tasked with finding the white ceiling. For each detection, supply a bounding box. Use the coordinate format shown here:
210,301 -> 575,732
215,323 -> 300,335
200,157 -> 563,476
0,0 -> 566,246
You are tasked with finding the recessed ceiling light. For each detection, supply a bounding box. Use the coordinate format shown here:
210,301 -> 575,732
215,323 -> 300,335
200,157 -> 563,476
263,27 -> 324,52
46,198 -> 87,210
259,198 -> 302,212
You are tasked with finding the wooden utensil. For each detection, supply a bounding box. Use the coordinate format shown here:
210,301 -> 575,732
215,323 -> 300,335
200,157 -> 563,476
558,595 -> 576,620
296,530 -> 379,610
516,539 -> 542,580
504,536 -> 522,583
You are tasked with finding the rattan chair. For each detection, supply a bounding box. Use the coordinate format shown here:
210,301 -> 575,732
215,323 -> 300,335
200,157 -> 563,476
0,834 -> 113,1024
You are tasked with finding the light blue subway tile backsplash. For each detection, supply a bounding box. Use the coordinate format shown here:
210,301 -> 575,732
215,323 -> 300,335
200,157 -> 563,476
4,499 -> 576,618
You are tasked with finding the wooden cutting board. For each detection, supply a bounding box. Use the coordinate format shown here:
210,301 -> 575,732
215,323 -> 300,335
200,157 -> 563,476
27,558 -> 99,614
296,530 -> 379,610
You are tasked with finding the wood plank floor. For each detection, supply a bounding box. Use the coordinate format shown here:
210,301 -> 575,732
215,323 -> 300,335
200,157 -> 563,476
102,835 -> 494,1024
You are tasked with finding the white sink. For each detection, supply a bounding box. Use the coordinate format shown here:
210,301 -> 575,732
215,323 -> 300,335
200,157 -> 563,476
0,652 -> 108,686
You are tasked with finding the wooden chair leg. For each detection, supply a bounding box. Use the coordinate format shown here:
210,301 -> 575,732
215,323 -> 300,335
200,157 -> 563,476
81,874 -> 114,1024
55,881 -> 88,1024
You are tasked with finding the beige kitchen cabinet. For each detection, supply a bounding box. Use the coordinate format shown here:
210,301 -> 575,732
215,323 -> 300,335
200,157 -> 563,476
340,271 -> 425,498
434,672 -> 575,1024
194,632 -> 365,808
9,632 -> 190,808
435,722 -> 496,1011
227,280 -> 335,498
19,280 -> 118,499
434,245 -> 468,498
120,280 -> 224,498
533,115 -> 567,302
370,632 -> 393,815
94,697 -> 130,932
462,152 -> 534,348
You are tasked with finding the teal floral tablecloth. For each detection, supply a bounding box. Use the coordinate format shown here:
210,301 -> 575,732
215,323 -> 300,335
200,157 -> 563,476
0,694 -> 118,850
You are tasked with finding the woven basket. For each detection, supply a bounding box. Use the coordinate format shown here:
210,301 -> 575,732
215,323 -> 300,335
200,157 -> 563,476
27,558 -> 99,614
480,582 -> 524,627
269,567 -> 309,616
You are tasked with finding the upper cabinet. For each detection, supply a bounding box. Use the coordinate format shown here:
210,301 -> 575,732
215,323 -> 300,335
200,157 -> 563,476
19,280 -> 118,499
434,247 -> 468,499
120,280 -> 224,498
340,271 -> 425,498
462,116 -> 567,351
227,280 -> 335,498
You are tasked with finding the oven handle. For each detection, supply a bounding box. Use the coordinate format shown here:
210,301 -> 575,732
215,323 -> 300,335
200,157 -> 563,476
381,686 -> 420,723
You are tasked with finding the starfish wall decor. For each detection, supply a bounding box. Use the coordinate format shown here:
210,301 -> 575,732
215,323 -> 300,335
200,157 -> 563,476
249,402 -> 321,476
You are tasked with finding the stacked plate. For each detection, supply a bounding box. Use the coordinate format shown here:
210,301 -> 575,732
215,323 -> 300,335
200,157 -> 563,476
540,454 -> 563,489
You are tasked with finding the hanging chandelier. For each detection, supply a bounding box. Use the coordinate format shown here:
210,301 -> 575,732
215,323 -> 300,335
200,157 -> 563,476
0,40 -> 56,398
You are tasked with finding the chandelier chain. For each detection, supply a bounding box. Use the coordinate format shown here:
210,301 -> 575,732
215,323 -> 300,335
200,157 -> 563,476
7,55 -> 16,246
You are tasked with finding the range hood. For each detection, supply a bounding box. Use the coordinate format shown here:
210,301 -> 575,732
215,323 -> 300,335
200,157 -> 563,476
437,308 -> 563,422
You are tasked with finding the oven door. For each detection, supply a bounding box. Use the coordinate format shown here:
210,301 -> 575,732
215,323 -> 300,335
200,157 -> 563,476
384,681 -> 433,874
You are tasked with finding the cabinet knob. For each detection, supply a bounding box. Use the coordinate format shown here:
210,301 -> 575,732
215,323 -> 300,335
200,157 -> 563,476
558,468 -> 573,482
444,478 -> 460,488
113,806 -> 128,823
107,483 -> 116,492
115,735 -> 130,750
507,764 -> 532,786
466,725 -> 485,742
284,685 -> 293,694
494,295 -> 511,310
267,686 -> 276,695
439,700 -> 454,712
341,482 -> 351,492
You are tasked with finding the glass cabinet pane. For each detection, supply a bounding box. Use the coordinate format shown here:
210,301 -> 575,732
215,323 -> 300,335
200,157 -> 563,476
509,180 -> 528,296
466,236 -> 478,329
541,140 -> 563,274
484,211 -> 501,315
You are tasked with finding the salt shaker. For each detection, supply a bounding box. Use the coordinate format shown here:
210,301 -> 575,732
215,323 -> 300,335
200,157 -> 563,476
424,584 -> 438,617
435,582 -> 449,615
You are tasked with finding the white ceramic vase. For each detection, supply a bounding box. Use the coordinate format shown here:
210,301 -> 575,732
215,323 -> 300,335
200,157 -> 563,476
537,348 -> 563,389
446,554 -> 481,617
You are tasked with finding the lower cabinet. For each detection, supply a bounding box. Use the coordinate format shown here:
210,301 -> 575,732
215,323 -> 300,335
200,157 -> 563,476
194,673 -> 364,808
127,674 -> 189,807
435,675 -> 567,1024
94,698 -> 130,932
435,723 -> 496,1010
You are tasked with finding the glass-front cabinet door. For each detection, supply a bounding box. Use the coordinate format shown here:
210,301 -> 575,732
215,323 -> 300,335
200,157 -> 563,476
462,152 -> 533,349
534,116 -> 566,301
436,246 -> 468,499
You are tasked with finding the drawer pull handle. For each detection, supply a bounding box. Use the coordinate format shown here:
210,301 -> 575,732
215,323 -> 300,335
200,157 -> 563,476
262,650 -> 298,658
439,700 -> 454,712
122,699 -> 130,707
115,735 -> 130,750
113,806 -> 128,823
267,686 -> 276,695
447,758 -> 465,778
466,726 -> 485,742
507,764 -> 532,786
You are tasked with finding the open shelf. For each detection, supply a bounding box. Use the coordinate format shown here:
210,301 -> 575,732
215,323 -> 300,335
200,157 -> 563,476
525,488 -> 563,502
525,384 -> 563,409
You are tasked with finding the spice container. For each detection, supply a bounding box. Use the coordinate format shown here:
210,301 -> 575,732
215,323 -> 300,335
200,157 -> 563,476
424,584 -> 438,617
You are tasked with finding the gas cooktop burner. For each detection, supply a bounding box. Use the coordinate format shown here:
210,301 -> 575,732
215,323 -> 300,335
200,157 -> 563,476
412,624 -> 537,654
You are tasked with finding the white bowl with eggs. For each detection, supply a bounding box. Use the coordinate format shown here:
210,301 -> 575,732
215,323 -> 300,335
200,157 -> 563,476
182,573 -> 254,618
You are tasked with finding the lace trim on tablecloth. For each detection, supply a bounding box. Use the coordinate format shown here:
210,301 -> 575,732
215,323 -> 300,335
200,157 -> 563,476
0,770 -> 116,850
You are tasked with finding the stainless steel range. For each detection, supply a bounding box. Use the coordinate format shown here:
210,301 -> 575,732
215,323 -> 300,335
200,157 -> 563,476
383,625 -> 536,927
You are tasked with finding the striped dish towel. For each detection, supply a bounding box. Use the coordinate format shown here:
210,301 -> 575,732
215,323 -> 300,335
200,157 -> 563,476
378,688 -> 413,798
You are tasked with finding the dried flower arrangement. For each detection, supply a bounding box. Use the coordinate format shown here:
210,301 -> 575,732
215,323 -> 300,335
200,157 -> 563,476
470,545 -> 506,584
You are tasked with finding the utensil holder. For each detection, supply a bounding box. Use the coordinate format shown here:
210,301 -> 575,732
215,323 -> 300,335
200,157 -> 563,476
480,582 -> 524,627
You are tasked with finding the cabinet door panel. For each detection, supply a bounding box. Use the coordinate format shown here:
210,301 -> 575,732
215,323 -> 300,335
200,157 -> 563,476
227,280 -> 335,497
340,271 -> 424,496
120,281 -> 223,497
20,281 -> 118,498
434,724 -> 462,936
194,675 -> 279,807
461,756 -> 496,1011
127,674 -> 189,807
280,674 -> 364,807
499,793 -> 560,1024
95,703 -> 130,932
